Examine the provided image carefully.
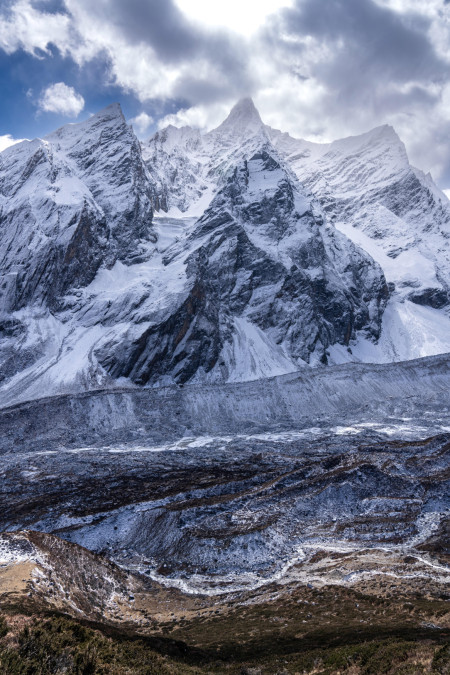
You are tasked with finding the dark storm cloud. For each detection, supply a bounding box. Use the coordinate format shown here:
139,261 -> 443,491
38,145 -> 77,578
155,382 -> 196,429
96,0 -> 204,62
256,0 -> 450,185
269,0 -> 448,102
31,0 -> 68,12
81,0 -> 254,103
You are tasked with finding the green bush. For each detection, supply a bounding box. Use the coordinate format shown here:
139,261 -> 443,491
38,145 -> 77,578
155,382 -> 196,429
433,644 -> 450,675
0,616 -> 8,639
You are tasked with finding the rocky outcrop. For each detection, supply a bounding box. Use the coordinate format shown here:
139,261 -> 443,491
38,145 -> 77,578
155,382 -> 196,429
96,145 -> 387,384
0,103 -> 155,313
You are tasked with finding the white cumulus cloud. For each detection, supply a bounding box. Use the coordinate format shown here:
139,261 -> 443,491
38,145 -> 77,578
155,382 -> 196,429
130,112 -> 154,135
38,82 -> 85,117
0,0 -> 71,57
157,102 -> 231,132
0,135 -> 26,153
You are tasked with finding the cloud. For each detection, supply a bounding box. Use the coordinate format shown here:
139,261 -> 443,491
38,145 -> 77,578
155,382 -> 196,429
70,0 -> 254,103
270,0 -> 446,100
0,0 -> 71,57
253,0 -> 450,183
0,0 -> 254,104
130,111 -> 154,135
38,82 -> 85,116
0,134 -> 26,152
157,101 -> 233,131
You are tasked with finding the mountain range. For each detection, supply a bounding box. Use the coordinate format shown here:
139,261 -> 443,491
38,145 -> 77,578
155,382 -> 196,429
0,98 -> 449,406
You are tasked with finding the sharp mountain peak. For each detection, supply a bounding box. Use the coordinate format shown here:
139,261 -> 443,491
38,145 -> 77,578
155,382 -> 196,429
210,97 -> 265,137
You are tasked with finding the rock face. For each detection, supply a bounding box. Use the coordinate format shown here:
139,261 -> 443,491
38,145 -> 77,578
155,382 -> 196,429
0,98 -> 448,404
142,124 -> 204,213
0,103 -> 155,313
142,98 -> 277,217
98,145 -> 387,384
267,123 -> 450,309
0,104 -> 160,404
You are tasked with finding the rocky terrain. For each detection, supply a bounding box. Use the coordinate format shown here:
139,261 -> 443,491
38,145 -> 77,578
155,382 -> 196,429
0,352 -> 448,453
0,355 -> 448,597
1,421 -> 449,593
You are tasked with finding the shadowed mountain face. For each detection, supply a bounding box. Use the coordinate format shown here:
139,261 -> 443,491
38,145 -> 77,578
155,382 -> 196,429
143,100 -> 450,366
0,98 -> 447,406
95,149 -> 388,384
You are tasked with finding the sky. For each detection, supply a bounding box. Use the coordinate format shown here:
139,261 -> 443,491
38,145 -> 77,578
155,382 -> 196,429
0,0 -> 449,189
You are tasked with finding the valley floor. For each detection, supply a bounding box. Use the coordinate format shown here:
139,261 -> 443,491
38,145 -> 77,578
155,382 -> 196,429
0,354 -> 448,673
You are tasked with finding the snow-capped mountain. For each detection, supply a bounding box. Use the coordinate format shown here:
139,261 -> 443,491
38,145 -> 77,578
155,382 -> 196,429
0,103 -> 155,313
267,123 -> 450,309
266,123 -> 450,363
141,98 -> 273,216
97,146 -> 387,385
0,99 -> 448,405
144,99 -> 450,365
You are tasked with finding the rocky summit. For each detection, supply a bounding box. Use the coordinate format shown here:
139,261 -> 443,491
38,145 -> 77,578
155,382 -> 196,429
0,99 -> 449,674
